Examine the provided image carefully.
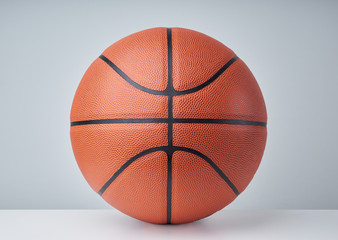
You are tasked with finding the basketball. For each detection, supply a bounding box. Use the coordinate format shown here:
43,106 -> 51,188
70,27 -> 267,224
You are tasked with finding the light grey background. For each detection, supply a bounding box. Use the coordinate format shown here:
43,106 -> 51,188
0,0 -> 337,209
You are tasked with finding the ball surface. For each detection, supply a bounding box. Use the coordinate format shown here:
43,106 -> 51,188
70,27 -> 267,224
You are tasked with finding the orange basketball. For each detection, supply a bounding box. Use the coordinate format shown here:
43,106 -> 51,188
70,27 -> 267,224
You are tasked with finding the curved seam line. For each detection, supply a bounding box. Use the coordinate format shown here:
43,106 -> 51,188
97,146 -> 168,195
173,146 -> 240,196
173,56 -> 239,95
99,55 -> 166,95
98,55 -> 239,96
97,145 -> 240,197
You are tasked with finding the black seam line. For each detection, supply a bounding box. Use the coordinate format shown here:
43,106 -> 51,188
97,145 -> 239,196
173,146 -> 239,196
99,55 -> 165,95
174,118 -> 267,127
71,118 -> 267,127
166,152 -> 172,224
96,28 -> 241,224
166,27 -> 173,224
98,55 -> 239,97
174,56 -> 239,95
70,118 -> 168,126
167,28 -> 174,147
97,146 -> 169,196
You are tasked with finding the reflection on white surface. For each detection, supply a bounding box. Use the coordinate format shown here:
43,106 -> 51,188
0,210 -> 337,240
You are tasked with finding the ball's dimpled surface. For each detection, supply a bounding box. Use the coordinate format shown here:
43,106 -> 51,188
70,27 -> 267,224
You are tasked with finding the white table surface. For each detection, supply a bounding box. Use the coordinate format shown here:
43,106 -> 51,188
0,210 -> 337,240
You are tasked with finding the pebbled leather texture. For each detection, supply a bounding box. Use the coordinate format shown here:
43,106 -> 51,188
101,151 -> 168,224
71,58 -> 168,122
173,59 -> 267,122
70,27 -> 267,224
71,123 -> 167,192
171,151 -> 238,224
172,27 -> 236,92
102,27 -> 168,91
